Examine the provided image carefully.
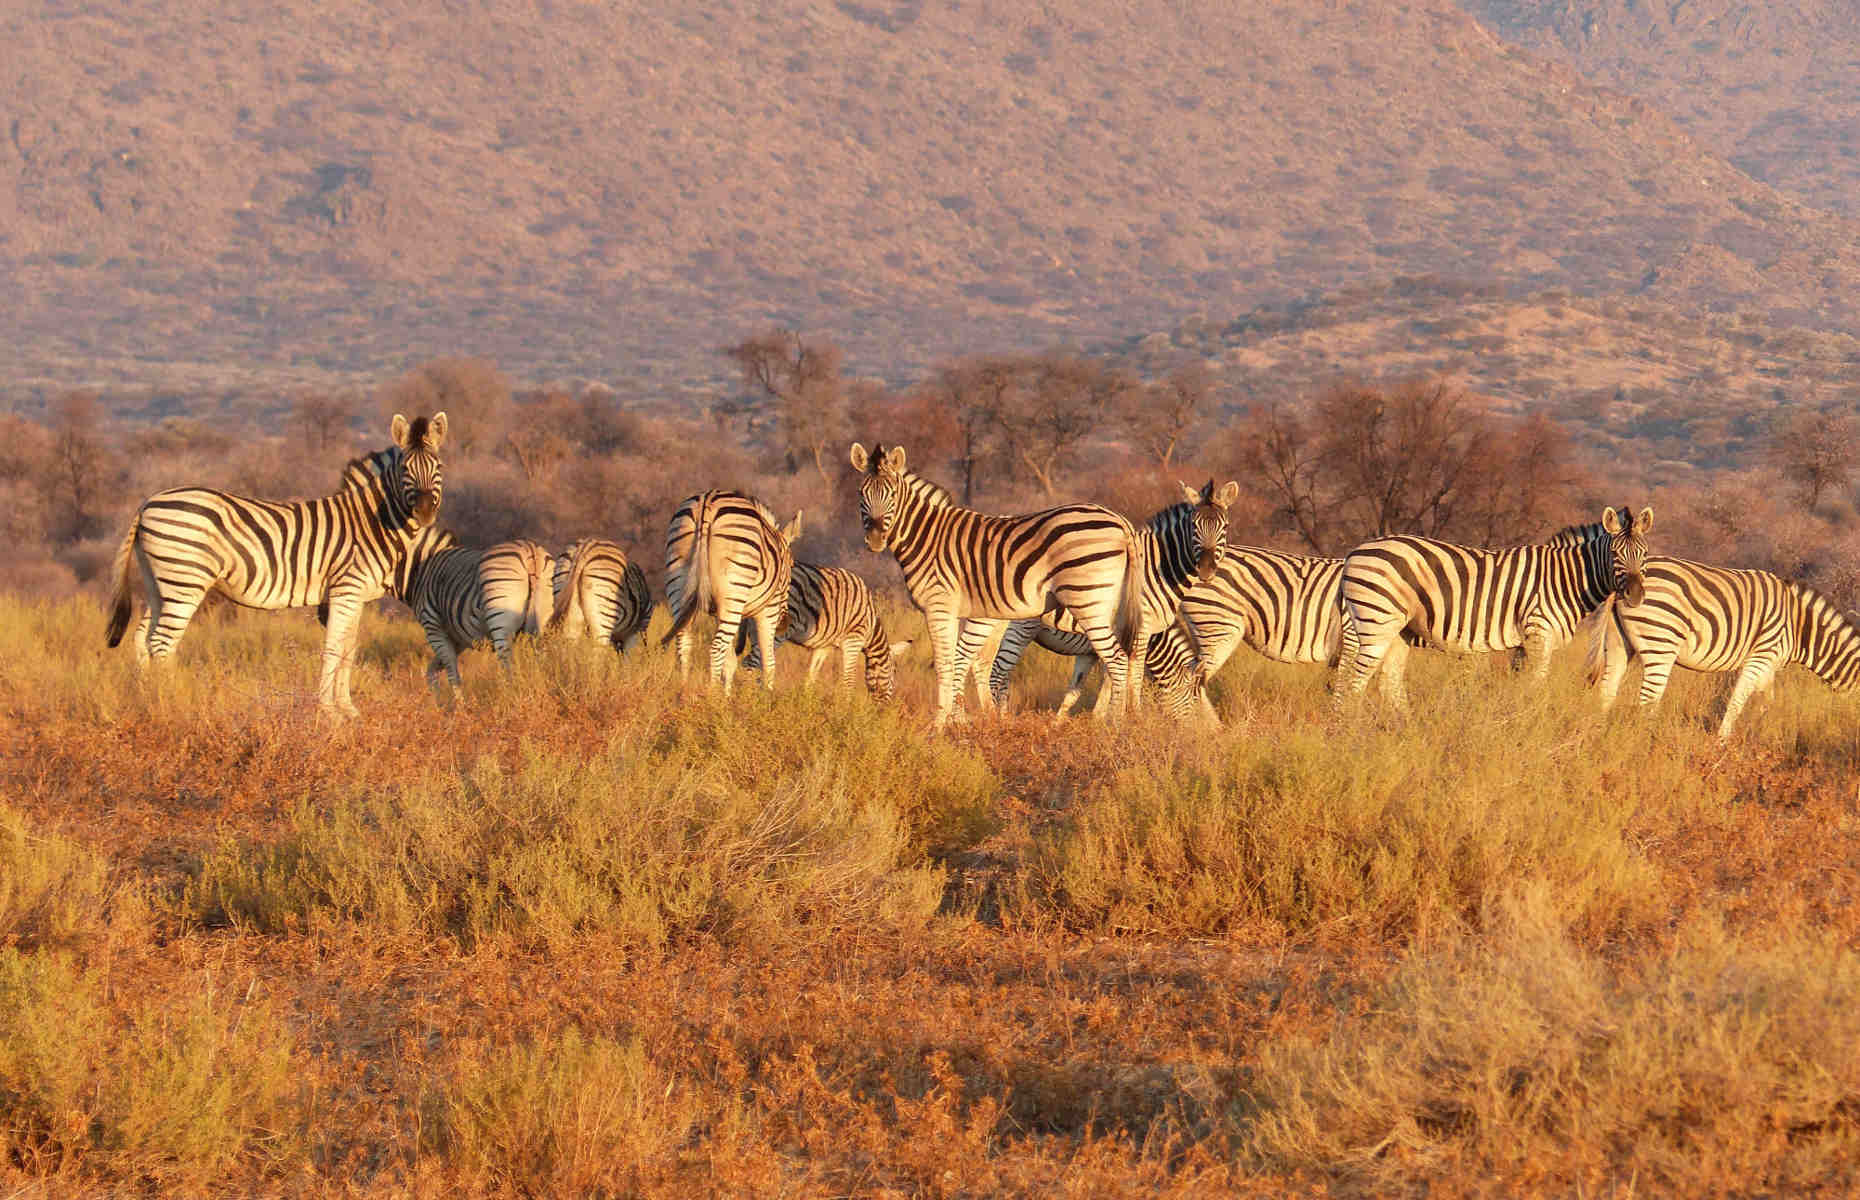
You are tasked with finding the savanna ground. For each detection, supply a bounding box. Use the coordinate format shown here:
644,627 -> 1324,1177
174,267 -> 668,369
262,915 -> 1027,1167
4,592 -> 1860,1197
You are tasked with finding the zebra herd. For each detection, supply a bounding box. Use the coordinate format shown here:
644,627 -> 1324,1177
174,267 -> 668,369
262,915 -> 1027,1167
100,412 -> 1860,738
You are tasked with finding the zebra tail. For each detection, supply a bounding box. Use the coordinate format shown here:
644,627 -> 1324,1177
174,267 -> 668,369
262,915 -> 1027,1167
104,512 -> 141,647
1113,532 -> 1146,656
660,525 -> 711,647
545,543 -> 588,634
524,548 -> 552,637
1583,592 -> 1623,687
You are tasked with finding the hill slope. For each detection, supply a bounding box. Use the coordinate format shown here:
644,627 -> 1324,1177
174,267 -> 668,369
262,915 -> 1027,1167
1461,0 -> 1860,219
7,0 -> 1860,393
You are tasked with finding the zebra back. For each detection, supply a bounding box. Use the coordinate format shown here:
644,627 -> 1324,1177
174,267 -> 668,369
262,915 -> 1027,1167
1179,547 -> 1348,673
550,538 -> 653,649
662,490 -> 799,646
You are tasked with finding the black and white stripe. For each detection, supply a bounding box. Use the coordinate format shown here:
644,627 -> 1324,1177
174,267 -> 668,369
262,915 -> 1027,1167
1338,507 -> 1651,708
392,534 -> 554,695
662,489 -> 801,692
850,442 -> 1147,727
736,561 -> 912,700
104,412 -> 448,716
1587,555 -> 1860,736
549,537 -> 653,652
986,480 -> 1237,718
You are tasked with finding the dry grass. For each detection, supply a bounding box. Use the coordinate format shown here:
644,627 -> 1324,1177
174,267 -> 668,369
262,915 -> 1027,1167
2,590 -> 1858,1195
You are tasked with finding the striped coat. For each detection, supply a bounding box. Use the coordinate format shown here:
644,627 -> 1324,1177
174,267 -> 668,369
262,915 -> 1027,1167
1338,507 -> 1651,709
662,489 -> 801,693
737,561 -> 912,700
1588,556 -> 1860,737
549,538 -> 653,652
850,442 -> 1147,727
392,534 -> 554,694
104,412 -> 448,716
986,481 -> 1237,718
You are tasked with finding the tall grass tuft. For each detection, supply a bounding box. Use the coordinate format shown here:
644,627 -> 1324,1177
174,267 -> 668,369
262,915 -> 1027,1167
0,802 -> 123,950
1240,895 -> 1860,1191
434,1028 -> 696,1194
0,951 -> 298,1184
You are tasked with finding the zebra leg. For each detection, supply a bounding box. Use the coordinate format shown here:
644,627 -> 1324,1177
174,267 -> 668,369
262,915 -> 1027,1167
676,626 -> 697,682
927,611 -> 964,729
1522,618 -> 1557,683
710,609 -> 743,694
840,642 -> 861,688
1078,624 -> 1130,723
133,611 -> 153,667
952,620 -> 1001,714
1634,649 -> 1679,713
142,583 -> 209,664
319,583 -> 368,718
753,615 -> 780,693
1718,653 -> 1782,738
1375,637 -> 1412,712
1074,656 -> 1107,720
987,621 -> 1037,711
807,647 -> 831,683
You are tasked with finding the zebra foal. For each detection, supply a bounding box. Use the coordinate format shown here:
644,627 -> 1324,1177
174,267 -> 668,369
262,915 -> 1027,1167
105,412 -> 448,716
736,561 -> 913,701
549,538 -> 653,652
1337,506 -> 1652,709
662,490 -> 801,693
392,533 -> 555,697
1588,556 -> 1860,737
850,442 -> 1146,728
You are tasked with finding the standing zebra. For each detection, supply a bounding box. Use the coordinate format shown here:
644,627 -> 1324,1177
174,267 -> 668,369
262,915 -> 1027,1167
549,538 -> 654,652
662,490 -> 801,693
390,534 -> 555,697
1587,557 -> 1860,737
105,412 -> 448,717
986,480 -> 1238,718
1337,506 -> 1652,709
735,562 -> 914,700
849,442 -> 1146,728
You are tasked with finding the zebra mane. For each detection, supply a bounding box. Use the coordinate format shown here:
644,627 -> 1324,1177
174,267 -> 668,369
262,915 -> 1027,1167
1543,521 -> 1605,549
1146,501 -> 1194,535
342,444 -> 401,492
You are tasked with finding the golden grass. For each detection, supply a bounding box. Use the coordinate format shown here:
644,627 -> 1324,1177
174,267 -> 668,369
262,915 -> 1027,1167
2,590 -> 1858,1195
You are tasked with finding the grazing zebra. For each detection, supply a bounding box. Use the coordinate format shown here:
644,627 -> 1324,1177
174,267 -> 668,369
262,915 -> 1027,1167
986,480 -> 1238,718
104,412 -> 448,716
391,535 -> 555,696
1337,506 -> 1652,709
662,490 -> 801,693
549,538 -> 653,651
735,562 -> 914,700
1587,558 -> 1860,737
849,442 -> 1146,728
1142,621 -> 1222,725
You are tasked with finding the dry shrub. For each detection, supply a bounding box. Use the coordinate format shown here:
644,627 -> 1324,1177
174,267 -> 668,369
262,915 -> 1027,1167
1021,668 -> 1672,942
434,1028 -> 695,1194
187,689 -> 985,953
0,803 -> 125,951
0,952 -> 298,1185
1242,900 -> 1860,1193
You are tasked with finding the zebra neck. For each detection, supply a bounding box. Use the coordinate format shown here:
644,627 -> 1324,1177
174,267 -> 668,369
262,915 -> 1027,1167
886,473 -> 956,568
1142,510 -> 1200,602
1793,589 -> 1860,689
342,449 -> 418,538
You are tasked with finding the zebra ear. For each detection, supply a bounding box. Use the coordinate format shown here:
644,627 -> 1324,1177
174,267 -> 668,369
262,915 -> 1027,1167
1179,481 -> 1201,505
780,510 -> 803,544
426,411 -> 448,450
1602,507 -> 1623,534
849,442 -> 870,472
391,413 -> 412,450
881,445 -> 907,474
1215,480 -> 1240,508
1636,506 -> 1654,533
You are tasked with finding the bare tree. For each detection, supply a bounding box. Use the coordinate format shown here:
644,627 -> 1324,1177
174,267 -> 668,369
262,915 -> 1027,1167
1234,400 -> 1333,552
907,358 -> 1019,505
1316,380 -> 1491,540
1121,364 -> 1213,470
291,391 -> 355,455
46,391 -> 118,542
723,330 -> 848,485
994,354 -> 1102,499
379,358 -> 511,457
1768,406 -> 1860,514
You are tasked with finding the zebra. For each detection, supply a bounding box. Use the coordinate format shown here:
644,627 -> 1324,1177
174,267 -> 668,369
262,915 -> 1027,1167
662,490 -> 801,693
390,534 -> 555,697
734,561 -> 914,700
548,538 -> 654,652
1586,557 -> 1860,737
985,480 -> 1238,718
1337,506 -> 1653,709
849,442 -> 1146,728
104,412 -> 448,717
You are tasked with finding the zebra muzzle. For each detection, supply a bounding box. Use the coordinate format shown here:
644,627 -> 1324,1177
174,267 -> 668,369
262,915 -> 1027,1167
1196,550 -> 1218,582
1619,575 -> 1646,607
864,527 -> 887,552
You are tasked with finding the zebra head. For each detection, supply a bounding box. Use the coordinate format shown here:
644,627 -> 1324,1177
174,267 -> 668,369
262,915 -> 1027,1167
390,411 -> 448,530
850,442 -> 907,552
1601,505 -> 1654,607
1178,479 -> 1240,583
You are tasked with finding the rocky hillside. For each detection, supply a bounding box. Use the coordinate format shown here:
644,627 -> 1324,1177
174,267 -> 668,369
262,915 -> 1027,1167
6,0 -> 1860,397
